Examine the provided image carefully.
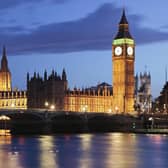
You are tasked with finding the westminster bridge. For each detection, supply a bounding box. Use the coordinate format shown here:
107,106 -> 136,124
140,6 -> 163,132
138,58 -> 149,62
0,110 -> 168,134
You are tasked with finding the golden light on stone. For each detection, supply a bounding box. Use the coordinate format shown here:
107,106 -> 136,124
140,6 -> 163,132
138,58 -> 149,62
11,103 -> 15,108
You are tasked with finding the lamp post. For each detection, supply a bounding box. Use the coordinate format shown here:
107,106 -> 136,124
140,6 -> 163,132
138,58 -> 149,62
50,105 -> 55,110
82,105 -> 88,120
115,106 -> 119,114
82,105 -> 88,132
45,101 -> 55,110
108,108 -> 112,114
149,117 -> 154,129
45,101 -> 49,108
11,103 -> 15,108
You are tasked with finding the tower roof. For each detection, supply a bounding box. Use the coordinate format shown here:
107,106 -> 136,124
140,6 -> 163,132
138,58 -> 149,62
0,46 -> 10,72
119,9 -> 128,24
114,9 -> 133,40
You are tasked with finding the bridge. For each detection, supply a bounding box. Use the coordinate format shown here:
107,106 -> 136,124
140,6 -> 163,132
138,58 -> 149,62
0,109 -> 142,134
0,109 -> 112,122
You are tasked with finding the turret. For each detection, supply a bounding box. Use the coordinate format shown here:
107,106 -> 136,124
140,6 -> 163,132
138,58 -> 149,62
37,73 -> 40,79
33,72 -> 36,79
27,72 -> 29,86
44,69 -> 47,81
52,69 -> 55,78
114,9 -> 132,40
1,46 -> 10,72
62,68 -> 67,81
0,46 -> 12,91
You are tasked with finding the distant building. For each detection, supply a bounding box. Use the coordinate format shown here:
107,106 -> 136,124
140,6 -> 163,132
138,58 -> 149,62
27,71 -> 113,112
135,72 -> 152,113
27,10 -> 135,113
155,82 -> 168,112
0,47 -> 11,91
0,47 -> 27,110
27,69 -> 68,111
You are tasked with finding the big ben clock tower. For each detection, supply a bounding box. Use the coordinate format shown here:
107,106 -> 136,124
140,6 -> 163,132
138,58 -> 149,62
112,10 -> 135,113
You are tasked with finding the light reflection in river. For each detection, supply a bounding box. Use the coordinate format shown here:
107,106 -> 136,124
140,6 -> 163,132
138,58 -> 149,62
105,133 -> 138,168
39,136 -> 58,168
0,133 -> 168,168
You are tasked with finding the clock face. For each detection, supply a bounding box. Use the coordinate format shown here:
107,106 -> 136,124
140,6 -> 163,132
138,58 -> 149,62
115,46 -> 122,56
127,46 -> 133,56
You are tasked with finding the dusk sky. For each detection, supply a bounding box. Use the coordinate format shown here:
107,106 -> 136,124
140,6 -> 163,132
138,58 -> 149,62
1,0 -> 168,97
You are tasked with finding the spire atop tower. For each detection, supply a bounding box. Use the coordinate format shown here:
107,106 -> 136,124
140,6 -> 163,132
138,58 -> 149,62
44,69 -> 47,81
0,46 -> 11,91
114,9 -> 132,39
3,45 -> 6,57
62,68 -> 67,81
165,65 -> 167,83
1,46 -> 9,72
119,9 -> 128,25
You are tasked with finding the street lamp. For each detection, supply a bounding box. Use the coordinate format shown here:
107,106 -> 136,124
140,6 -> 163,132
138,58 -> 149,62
149,117 -> 154,129
11,103 -> 15,108
82,105 -> 88,120
82,105 -> 88,112
44,101 -> 55,112
115,106 -> 119,114
108,109 -> 112,114
50,105 -> 55,110
45,101 -> 49,108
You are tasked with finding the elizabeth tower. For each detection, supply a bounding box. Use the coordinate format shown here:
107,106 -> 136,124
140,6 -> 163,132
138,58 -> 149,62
112,10 -> 135,113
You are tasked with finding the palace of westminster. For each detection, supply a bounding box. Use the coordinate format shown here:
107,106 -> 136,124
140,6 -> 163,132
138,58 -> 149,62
0,10 -> 153,114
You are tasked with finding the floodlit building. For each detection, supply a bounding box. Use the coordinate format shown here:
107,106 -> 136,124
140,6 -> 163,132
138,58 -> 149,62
0,47 -> 27,110
135,72 -> 152,113
155,82 -> 168,112
27,10 -> 136,114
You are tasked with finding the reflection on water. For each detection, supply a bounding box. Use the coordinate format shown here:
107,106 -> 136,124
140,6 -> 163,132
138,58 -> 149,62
0,133 -> 168,168
0,129 -> 11,136
39,136 -> 58,168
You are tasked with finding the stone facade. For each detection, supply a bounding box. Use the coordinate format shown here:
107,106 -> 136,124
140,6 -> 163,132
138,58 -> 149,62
0,91 -> 27,110
0,47 -> 27,110
135,72 -> 152,113
62,83 -> 112,113
112,10 -> 135,113
0,47 -> 11,91
155,82 -> 168,112
27,71 -> 113,112
27,69 -> 67,111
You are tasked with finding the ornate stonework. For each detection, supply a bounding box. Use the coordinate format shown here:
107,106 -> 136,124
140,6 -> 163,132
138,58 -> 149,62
0,47 -> 27,110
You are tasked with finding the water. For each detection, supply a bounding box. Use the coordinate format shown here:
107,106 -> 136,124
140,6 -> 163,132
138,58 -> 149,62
0,133 -> 168,168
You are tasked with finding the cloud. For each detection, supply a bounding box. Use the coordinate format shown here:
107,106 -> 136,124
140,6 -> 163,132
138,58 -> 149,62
0,0 -> 34,9
0,26 -> 31,34
0,0 -> 68,9
1,3 -> 168,55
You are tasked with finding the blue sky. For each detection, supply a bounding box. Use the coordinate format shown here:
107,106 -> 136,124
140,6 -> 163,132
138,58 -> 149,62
1,0 -> 168,97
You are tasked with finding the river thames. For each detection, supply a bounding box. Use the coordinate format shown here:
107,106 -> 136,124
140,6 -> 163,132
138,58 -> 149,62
0,133 -> 168,168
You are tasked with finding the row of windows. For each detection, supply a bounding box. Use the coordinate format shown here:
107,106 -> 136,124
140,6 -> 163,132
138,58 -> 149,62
0,101 -> 27,107
65,99 -> 112,106
66,105 -> 112,112
0,93 -> 26,98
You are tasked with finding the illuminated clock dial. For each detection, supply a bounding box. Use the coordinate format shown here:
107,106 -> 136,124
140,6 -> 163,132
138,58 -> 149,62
115,46 -> 122,56
127,46 -> 133,56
